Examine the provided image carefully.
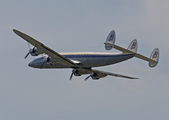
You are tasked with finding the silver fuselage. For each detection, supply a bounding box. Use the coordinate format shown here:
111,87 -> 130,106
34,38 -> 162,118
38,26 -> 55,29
28,52 -> 135,68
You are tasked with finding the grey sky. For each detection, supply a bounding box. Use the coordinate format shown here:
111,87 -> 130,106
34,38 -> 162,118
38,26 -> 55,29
1,0 -> 169,120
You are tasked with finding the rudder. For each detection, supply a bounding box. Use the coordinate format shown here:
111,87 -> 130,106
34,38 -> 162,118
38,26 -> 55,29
149,48 -> 159,67
104,30 -> 116,50
127,39 -> 138,53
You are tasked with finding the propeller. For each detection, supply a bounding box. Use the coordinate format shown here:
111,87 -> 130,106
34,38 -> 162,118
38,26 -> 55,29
85,75 -> 91,81
69,72 -> 74,80
24,43 -> 35,59
24,52 -> 30,59
25,42 -> 31,59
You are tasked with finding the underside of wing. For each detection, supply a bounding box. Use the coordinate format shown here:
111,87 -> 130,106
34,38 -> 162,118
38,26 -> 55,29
13,29 -> 77,67
91,69 -> 139,80
69,68 -> 139,80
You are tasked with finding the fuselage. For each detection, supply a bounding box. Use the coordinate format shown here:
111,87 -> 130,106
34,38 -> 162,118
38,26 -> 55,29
28,52 -> 135,68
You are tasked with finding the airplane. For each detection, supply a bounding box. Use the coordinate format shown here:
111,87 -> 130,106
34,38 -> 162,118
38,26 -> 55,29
13,29 -> 159,80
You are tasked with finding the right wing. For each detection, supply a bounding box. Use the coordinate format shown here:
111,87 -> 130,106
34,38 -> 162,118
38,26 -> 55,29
13,29 -> 77,67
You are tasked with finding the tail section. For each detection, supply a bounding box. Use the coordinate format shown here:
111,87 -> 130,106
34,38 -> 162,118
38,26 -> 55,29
114,42 -> 160,67
134,48 -> 159,68
104,30 -> 116,50
113,39 -> 138,54
104,30 -> 159,67
149,48 -> 159,67
127,39 -> 138,53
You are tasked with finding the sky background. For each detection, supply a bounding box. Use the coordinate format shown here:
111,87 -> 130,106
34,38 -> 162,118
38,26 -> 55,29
1,0 -> 169,120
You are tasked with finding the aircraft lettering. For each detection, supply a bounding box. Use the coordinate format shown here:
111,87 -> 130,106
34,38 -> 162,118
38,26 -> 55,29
131,42 -> 136,49
152,52 -> 158,59
108,34 -> 114,41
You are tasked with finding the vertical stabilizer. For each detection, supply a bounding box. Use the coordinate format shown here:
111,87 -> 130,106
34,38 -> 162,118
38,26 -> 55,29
127,39 -> 138,53
149,48 -> 159,67
104,30 -> 116,50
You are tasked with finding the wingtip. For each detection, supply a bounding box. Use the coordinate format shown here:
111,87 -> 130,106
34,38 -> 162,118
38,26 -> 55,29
13,29 -> 18,34
13,29 -> 23,36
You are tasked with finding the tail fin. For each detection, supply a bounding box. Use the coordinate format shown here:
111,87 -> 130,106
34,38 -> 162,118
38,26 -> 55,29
127,39 -> 138,53
104,30 -> 159,68
104,30 -> 116,50
149,48 -> 159,67
113,40 -> 159,68
134,48 -> 159,68
113,39 -> 138,54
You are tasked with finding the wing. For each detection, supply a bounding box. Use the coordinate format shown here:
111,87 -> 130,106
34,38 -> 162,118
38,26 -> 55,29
91,69 -> 139,79
72,68 -> 138,80
13,29 -> 77,67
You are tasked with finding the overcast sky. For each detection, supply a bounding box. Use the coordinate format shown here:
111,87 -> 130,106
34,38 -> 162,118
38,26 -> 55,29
1,0 -> 169,120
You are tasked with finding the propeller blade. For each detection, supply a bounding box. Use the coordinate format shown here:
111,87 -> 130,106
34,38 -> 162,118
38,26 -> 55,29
24,52 -> 30,59
85,75 -> 91,81
24,42 -> 31,59
69,72 -> 74,80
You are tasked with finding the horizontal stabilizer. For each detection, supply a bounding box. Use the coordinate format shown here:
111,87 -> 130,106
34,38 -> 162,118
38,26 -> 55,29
114,39 -> 138,54
134,48 -> 159,67
113,39 -> 159,67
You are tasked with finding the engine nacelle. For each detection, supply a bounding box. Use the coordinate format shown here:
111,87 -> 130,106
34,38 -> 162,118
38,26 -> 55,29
43,56 -> 51,63
90,73 -> 100,80
72,69 -> 82,76
29,48 -> 37,56
29,47 -> 44,56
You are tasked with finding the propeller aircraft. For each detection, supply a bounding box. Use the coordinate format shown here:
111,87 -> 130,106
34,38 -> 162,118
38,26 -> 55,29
13,29 -> 159,80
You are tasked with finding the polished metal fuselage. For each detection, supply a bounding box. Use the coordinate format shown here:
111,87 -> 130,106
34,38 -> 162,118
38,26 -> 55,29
28,52 -> 135,69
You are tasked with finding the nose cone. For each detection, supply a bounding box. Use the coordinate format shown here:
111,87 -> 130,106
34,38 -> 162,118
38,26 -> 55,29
28,61 -> 34,67
28,57 -> 44,68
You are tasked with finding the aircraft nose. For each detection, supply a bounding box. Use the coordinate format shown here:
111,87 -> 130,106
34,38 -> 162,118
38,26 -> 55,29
28,61 -> 34,67
28,57 -> 43,68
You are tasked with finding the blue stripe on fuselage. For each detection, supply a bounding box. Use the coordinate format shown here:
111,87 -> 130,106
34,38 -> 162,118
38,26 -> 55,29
63,54 -> 134,59
63,53 -> 135,67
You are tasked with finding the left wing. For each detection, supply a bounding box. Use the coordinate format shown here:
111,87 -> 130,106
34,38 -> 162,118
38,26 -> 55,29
90,69 -> 139,80
13,29 -> 77,67
70,68 -> 138,80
